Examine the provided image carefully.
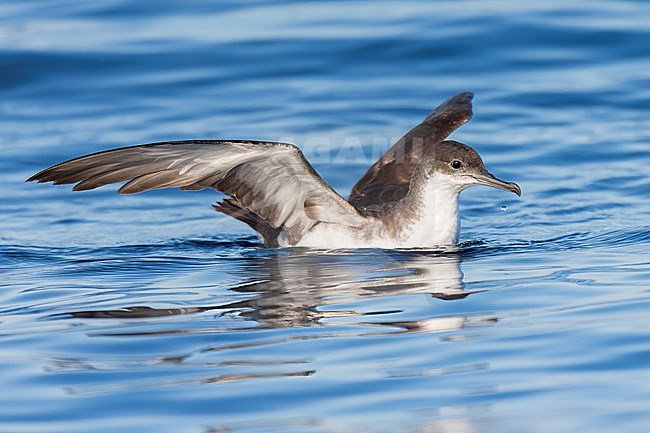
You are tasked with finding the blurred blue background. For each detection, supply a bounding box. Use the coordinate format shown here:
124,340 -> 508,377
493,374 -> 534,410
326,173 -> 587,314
1,1 -> 649,432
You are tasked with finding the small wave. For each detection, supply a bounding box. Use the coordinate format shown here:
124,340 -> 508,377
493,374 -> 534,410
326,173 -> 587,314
459,225 -> 649,258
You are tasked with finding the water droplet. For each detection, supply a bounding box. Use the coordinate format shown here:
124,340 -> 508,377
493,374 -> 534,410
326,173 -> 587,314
501,205 -> 508,212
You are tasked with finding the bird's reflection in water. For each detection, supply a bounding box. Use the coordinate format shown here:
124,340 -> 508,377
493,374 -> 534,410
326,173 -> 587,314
233,249 -> 473,331
58,246 -> 498,426
65,248 -> 493,334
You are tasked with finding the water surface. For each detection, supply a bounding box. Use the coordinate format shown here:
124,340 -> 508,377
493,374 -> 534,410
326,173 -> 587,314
1,1 -> 649,432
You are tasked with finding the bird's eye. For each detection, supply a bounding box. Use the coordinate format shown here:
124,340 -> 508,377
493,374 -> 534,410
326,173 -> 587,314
451,160 -> 463,170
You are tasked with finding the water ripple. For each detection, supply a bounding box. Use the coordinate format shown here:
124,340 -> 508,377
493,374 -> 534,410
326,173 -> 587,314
2,1 -> 650,432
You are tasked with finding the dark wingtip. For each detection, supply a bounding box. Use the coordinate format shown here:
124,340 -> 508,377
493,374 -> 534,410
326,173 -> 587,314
425,91 -> 474,123
455,91 -> 474,101
26,170 -> 64,185
26,166 -> 58,184
445,92 -> 474,107
26,173 -> 41,183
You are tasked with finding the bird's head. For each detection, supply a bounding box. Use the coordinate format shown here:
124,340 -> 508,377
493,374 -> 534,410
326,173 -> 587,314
423,140 -> 521,196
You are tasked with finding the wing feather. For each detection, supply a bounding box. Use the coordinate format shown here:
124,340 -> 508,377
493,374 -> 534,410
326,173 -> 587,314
349,92 -> 474,209
28,140 -> 364,243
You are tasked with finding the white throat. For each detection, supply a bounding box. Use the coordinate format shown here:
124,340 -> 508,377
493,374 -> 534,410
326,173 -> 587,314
403,173 -> 462,248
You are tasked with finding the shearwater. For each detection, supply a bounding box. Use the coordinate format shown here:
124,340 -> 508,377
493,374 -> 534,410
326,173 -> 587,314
27,92 -> 521,249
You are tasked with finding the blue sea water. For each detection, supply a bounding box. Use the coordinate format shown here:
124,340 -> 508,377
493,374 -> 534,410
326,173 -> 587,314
1,1 -> 650,432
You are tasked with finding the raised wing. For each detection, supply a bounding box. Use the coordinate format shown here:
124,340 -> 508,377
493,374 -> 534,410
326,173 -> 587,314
349,92 -> 474,209
28,140 -> 365,243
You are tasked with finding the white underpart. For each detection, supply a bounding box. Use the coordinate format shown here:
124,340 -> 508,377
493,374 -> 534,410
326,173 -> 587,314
288,173 -> 467,249
290,222 -> 394,249
402,173 -> 463,248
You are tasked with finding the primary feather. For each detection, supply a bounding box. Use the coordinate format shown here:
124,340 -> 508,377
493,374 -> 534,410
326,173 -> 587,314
28,139 -> 364,245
